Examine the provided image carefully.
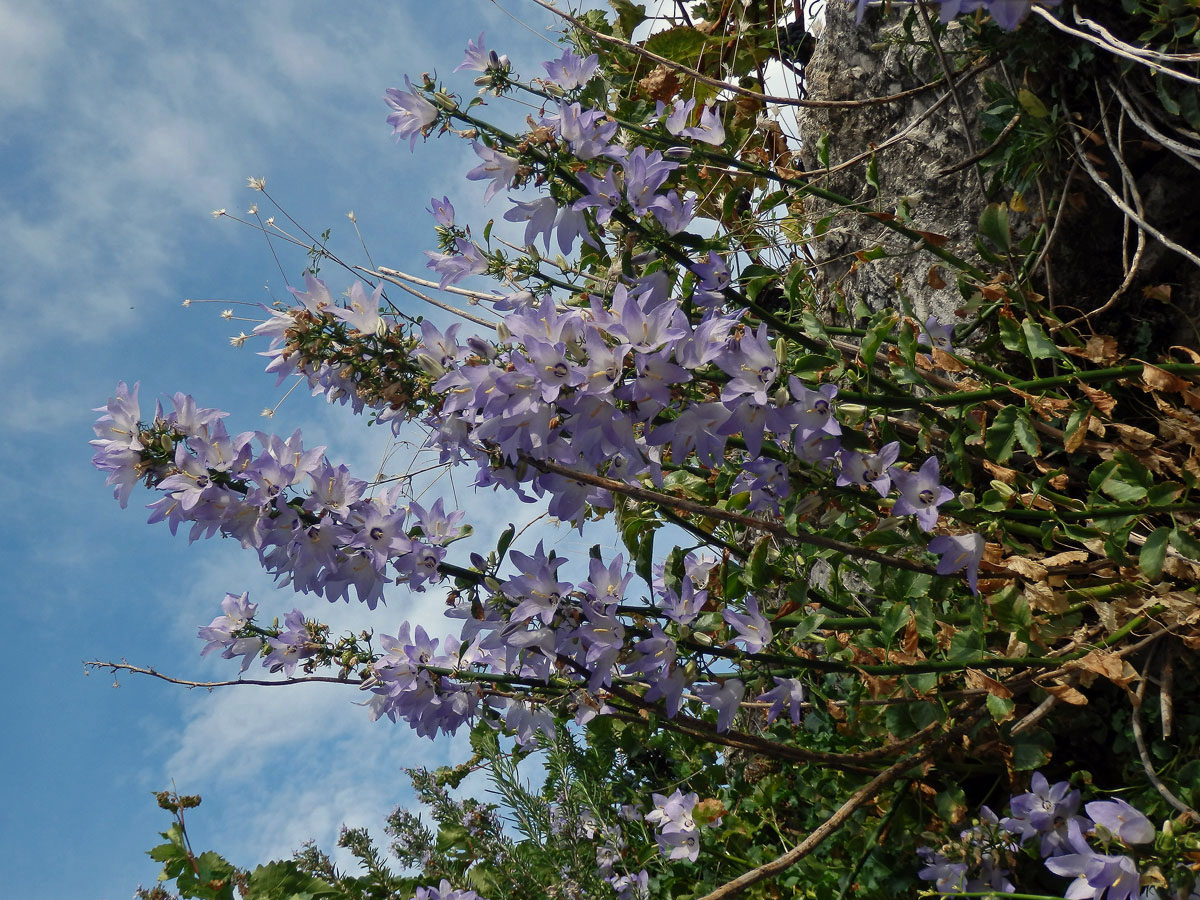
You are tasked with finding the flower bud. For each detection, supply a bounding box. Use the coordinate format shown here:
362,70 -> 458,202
416,352 -> 446,378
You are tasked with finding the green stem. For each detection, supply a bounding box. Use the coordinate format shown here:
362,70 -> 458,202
920,363 -> 1200,408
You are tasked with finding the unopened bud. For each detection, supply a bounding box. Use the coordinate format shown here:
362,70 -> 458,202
416,352 -> 446,377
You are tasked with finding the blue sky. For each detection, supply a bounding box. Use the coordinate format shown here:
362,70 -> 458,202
0,1 -> 619,897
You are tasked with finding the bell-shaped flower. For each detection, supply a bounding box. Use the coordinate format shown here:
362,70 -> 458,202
1085,799 -> 1156,846
724,595 -> 773,653
424,238 -> 489,289
504,196 -> 558,251
385,76 -> 438,151
694,679 -> 745,733
427,195 -> 455,227
892,456 -> 955,531
759,677 -> 806,726
465,142 -> 519,204
542,49 -> 598,89
928,532 -> 985,595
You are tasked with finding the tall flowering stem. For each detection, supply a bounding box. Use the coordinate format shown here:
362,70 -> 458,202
100,5 -> 1200,900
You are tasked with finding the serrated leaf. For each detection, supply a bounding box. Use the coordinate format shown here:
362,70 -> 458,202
245,861 -> 337,900
609,0 -> 647,38
860,308 -> 898,368
644,25 -> 708,68
986,406 -> 1019,463
148,841 -> 186,865
1013,408 -> 1041,456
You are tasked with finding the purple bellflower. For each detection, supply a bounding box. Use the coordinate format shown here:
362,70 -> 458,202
1085,799 -> 1156,846
723,595 -> 773,653
1044,820 -> 1141,900
385,77 -> 438,150
465,142 -> 520,204
928,532 -> 985,595
892,456 -> 955,531
542,49 -> 598,89
837,441 -> 901,497
428,196 -> 455,227
759,677 -> 806,726
453,33 -> 496,73
424,238 -> 489,290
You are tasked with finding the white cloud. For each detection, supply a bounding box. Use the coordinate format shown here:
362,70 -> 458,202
0,0 -> 63,111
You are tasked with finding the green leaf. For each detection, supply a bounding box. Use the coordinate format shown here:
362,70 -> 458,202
947,627 -> 983,662
866,153 -> 880,194
1103,516 -> 1138,565
987,692 -> 1016,723
998,313 -> 1026,354
644,25 -> 708,67
746,535 -> 770,588
1139,527 -> 1171,579
1017,87 -> 1050,118
914,596 -> 934,640
608,0 -> 646,38
791,613 -> 826,642
935,784 -> 968,825
468,865 -> 505,897
436,822 -> 471,854
816,132 -> 830,169
880,601 -> 910,643
986,406 -> 1019,463
1097,452 -> 1152,502
245,861 -> 337,900
1020,319 -> 1068,361
989,584 -> 1031,633
1170,527 -> 1200,561
860,308 -> 898,369
800,311 -> 829,341
635,523 -> 656,585
979,202 -> 1012,252
1013,408 -> 1041,457
1146,482 -> 1184,505
1011,731 -> 1054,770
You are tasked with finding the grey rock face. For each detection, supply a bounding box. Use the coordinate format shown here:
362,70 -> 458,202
796,1 -> 988,326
